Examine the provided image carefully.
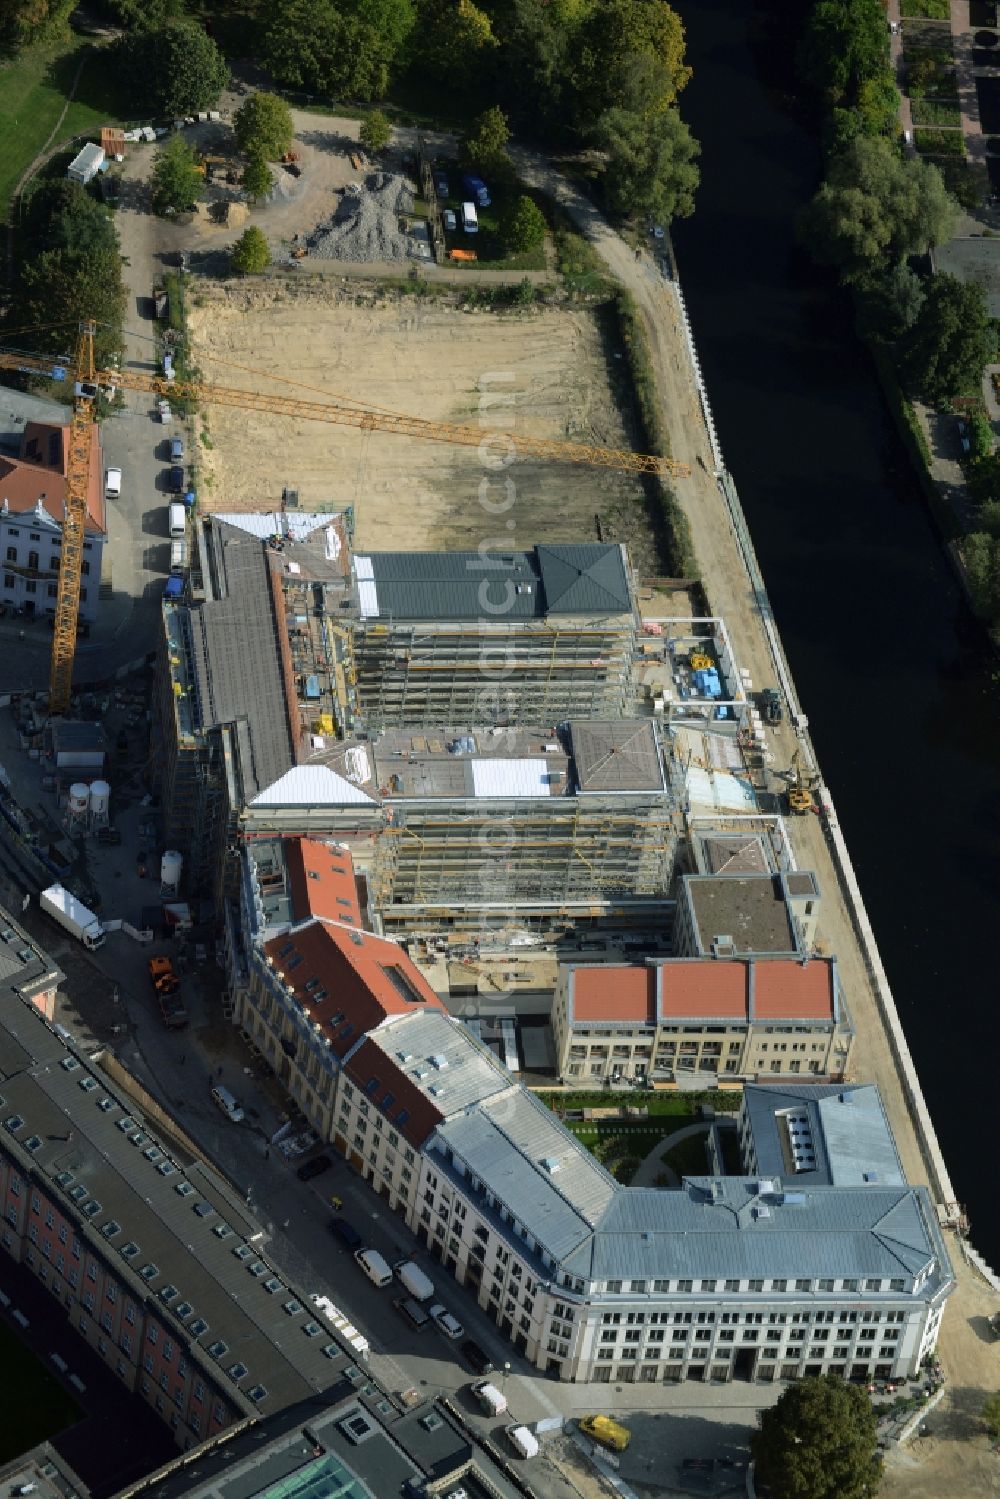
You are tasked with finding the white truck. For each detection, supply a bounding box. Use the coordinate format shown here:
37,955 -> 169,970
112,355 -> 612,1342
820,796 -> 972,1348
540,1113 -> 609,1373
395,1259 -> 434,1302
40,884 -> 106,950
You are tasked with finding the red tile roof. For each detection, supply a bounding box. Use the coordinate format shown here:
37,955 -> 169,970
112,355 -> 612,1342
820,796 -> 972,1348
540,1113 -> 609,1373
261,918 -> 445,1063
752,959 -> 835,1021
572,966 -> 655,1024
659,961 -> 748,1019
285,837 -> 361,926
343,1035 -> 444,1150
0,422 -> 105,534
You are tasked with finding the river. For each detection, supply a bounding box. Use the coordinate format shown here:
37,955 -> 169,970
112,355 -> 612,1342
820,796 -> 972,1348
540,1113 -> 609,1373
675,0 -> 1000,1261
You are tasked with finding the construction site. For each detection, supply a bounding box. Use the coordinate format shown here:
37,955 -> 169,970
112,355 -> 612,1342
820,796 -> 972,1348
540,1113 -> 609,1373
184,280 -> 662,571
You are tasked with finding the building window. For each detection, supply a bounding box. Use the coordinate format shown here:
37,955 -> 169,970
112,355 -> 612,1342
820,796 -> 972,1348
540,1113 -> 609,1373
5,548 -> 15,563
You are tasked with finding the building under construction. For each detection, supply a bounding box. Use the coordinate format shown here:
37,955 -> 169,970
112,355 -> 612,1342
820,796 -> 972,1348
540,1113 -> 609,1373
340,543 -> 638,730
362,718 -> 680,935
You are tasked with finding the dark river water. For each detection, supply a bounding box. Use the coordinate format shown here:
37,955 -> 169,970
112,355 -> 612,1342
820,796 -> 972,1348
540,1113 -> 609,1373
675,0 -> 1000,1261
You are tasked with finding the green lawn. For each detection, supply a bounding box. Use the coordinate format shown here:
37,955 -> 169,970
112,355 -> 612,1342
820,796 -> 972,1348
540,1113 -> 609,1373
0,41 -> 112,217
564,1115 -> 695,1182
910,99 -> 962,127
0,1318 -> 82,1463
660,1128 -> 714,1179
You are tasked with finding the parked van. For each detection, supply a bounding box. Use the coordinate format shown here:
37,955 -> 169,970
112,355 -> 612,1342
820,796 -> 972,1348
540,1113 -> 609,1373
505,1425 -> 539,1460
461,201 -> 478,233
354,1247 -> 392,1288
473,1381 -> 507,1416
168,501 -> 186,538
394,1296 -> 431,1329
210,1085 -> 244,1122
104,467 -> 122,500
170,540 -> 187,574
394,1259 -> 434,1302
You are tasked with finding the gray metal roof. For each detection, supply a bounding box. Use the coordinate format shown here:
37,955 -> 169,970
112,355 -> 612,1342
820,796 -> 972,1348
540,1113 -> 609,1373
0,992 -> 355,1419
358,544 -> 632,621
743,1083 -> 905,1189
535,543 -> 632,613
190,520 -> 296,800
436,1089 -> 617,1263
366,1010 -> 511,1118
432,1060 -> 951,1293
569,719 -> 665,794
561,1178 -> 948,1286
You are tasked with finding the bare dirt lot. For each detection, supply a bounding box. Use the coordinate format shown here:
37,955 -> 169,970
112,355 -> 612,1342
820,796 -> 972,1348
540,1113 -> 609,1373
185,279 -> 662,566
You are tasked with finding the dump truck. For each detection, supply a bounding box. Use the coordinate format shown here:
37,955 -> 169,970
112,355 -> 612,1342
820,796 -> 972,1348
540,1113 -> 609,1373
40,885 -> 106,950
149,955 -> 188,1028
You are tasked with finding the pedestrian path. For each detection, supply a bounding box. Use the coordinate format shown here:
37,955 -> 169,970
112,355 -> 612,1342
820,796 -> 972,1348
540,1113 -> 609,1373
951,0 -> 988,164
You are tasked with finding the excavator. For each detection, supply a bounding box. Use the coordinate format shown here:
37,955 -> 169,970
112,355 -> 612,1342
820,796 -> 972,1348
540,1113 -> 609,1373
786,747 -> 816,815
0,322 -> 691,717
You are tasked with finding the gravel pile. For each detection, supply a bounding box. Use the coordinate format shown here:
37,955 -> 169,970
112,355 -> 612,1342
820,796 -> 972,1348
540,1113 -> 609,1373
309,172 -> 415,262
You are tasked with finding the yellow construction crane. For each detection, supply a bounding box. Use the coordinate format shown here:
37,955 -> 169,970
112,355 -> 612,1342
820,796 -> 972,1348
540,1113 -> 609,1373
0,327 -> 691,713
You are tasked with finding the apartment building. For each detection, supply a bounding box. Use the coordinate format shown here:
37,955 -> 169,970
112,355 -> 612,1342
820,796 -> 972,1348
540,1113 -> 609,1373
551,955 -> 854,1084
232,855 -> 951,1386
0,422 -> 106,621
0,996 -> 373,1455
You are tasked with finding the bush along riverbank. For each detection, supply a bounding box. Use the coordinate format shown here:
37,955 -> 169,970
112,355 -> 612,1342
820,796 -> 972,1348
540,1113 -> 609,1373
780,0 -> 1000,639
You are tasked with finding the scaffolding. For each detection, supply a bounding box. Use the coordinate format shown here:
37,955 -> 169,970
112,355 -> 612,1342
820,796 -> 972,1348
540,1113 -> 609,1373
347,617 -> 636,730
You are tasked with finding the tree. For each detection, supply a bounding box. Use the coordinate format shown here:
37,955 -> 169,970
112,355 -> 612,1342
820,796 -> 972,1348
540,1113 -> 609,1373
0,0 -> 75,48
115,21 -> 228,116
853,263 -> 926,341
360,110 -> 392,156
17,184 -> 125,370
500,194 -> 547,253
597,105 -> 700,223
242,151 -> 273,203
230,226 -> 271,274
799,136 -> 958,280
461,106 -> 511,176
151,135 -> 203,216
752,1375 -> 882,1499
799,0 -> 889,107
963,532 -> 1000,626
571,0 -> 691,128
263,0 -> 403,100
103,0 -> 185,29
901,274 -> 997,406
410,0 -> 497,83
233,92 -> 294,161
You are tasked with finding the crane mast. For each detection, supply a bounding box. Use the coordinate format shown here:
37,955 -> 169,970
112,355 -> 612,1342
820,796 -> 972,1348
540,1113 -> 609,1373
49,324 -> 98,715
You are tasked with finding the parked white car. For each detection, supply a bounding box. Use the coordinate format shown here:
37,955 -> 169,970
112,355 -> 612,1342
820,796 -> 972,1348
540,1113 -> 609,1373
157,398 -> 172,424
429,1303 -> 464,1340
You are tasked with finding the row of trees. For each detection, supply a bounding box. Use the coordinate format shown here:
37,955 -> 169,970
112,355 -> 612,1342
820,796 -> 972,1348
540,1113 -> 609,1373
16,178 -> 126,371
94,0 -> 700,228
797,0 -> 1000,633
